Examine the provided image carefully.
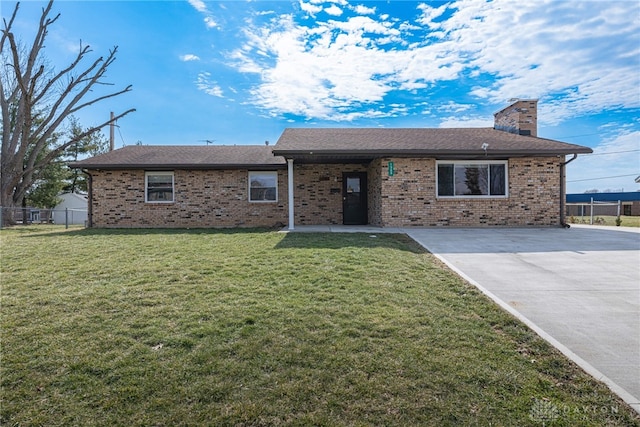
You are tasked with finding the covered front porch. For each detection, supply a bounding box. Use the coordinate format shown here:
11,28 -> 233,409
284,158 -> 384,230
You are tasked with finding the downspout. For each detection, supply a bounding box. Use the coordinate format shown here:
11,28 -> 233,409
82,169 -> 93,228
287,159 -> 294,230
560,154 -> 577,228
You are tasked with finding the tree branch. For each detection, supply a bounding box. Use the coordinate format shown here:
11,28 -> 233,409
22,108 -> 136,182
33,47 -> 115,142
0,0 -> 20,51
32,41 -> 92,107
69,84 -> 133,116
1,0 -> 134,210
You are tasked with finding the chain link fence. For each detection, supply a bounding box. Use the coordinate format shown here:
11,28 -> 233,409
0,207 -> 88,229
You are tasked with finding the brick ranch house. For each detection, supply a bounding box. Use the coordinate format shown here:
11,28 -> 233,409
71,100 -> 592,229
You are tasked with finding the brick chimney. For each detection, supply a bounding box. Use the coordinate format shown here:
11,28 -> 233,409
494,99 -> 538,137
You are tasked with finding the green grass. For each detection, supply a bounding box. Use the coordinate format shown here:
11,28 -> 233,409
1,226 -> 638,426
569,215 -> 640,227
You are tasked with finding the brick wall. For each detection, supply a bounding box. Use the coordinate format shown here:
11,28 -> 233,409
292,163 -> 367,225
375,157 -> 561,227
367,159 -> 383,225
89,169 -> 288,228
89,157 -> 562,228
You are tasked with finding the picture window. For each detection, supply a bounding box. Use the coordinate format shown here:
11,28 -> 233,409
437,161 -> 507,198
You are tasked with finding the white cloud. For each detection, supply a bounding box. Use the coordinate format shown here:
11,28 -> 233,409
180,54 -> 200,62
188,0 -> 219,29
228,10 -> 464,120
438,116 -> 493,128
256,10 -> 276,17
416,2 -> 448,28
196,72 -> 224,97
226,0 -> 639,124
437,101 -> 474,113
188,0 -> 207,13
204,16 -> 218,29
300,1 -> 322,16
352,4 -> 376,15
440,0 -> 640,124
50,33 -> 85,56
325,5 -> 343,16
328,15 -> 398,36
230,14 -> 415,120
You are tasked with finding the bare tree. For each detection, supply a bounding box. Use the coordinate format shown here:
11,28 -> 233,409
1,0 -> 135,224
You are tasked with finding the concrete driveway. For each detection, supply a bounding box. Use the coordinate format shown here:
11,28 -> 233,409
405,225 -> 640,413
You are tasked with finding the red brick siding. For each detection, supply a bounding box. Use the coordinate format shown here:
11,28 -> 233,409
90,169 -> 287,228
367,159 -> 384,226
375,157 -> 561,227
89,157 -> 562,228
292,164 -> 367,225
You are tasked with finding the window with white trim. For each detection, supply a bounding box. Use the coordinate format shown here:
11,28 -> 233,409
249,171 -> 278,202
437,161 -> 508,197
145,172 -> 174,203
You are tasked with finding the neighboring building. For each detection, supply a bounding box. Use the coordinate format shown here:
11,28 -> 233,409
566,192 -> 640,217
52,192 -> 89,225
10,207 -> 52,224
71,100 -> 592,229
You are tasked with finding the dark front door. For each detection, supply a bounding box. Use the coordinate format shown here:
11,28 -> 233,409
343,172 -> 367,225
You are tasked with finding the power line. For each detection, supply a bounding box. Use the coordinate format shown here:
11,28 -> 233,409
567,173 -> 638,183
555,132 -> 601,139
585,149 -> 640,156
117,124 -> 127,147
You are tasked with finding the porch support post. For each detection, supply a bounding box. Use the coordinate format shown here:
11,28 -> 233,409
287,158 -> 295,230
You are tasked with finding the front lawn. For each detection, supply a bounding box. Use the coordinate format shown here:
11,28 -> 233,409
1,226 -> 638,426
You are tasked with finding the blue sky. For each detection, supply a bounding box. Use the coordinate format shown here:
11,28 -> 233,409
3,0 -> 639,193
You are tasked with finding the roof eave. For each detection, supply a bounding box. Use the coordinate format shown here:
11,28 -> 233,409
70,163 -> 287,170
272,148 -> 593,159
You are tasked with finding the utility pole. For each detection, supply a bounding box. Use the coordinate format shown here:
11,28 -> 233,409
109,112 -> 115,151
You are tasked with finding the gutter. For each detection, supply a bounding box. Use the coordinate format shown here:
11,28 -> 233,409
69,163 -> 287,171
272,149 -> 593,158
560,154 -> 578,228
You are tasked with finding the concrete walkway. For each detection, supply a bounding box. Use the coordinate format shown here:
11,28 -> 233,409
286,224 -> 640,413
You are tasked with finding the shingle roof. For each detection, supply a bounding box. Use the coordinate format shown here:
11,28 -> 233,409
273,128 -> 592,160
70,145 -> 286,169
71,128 -> 593,169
